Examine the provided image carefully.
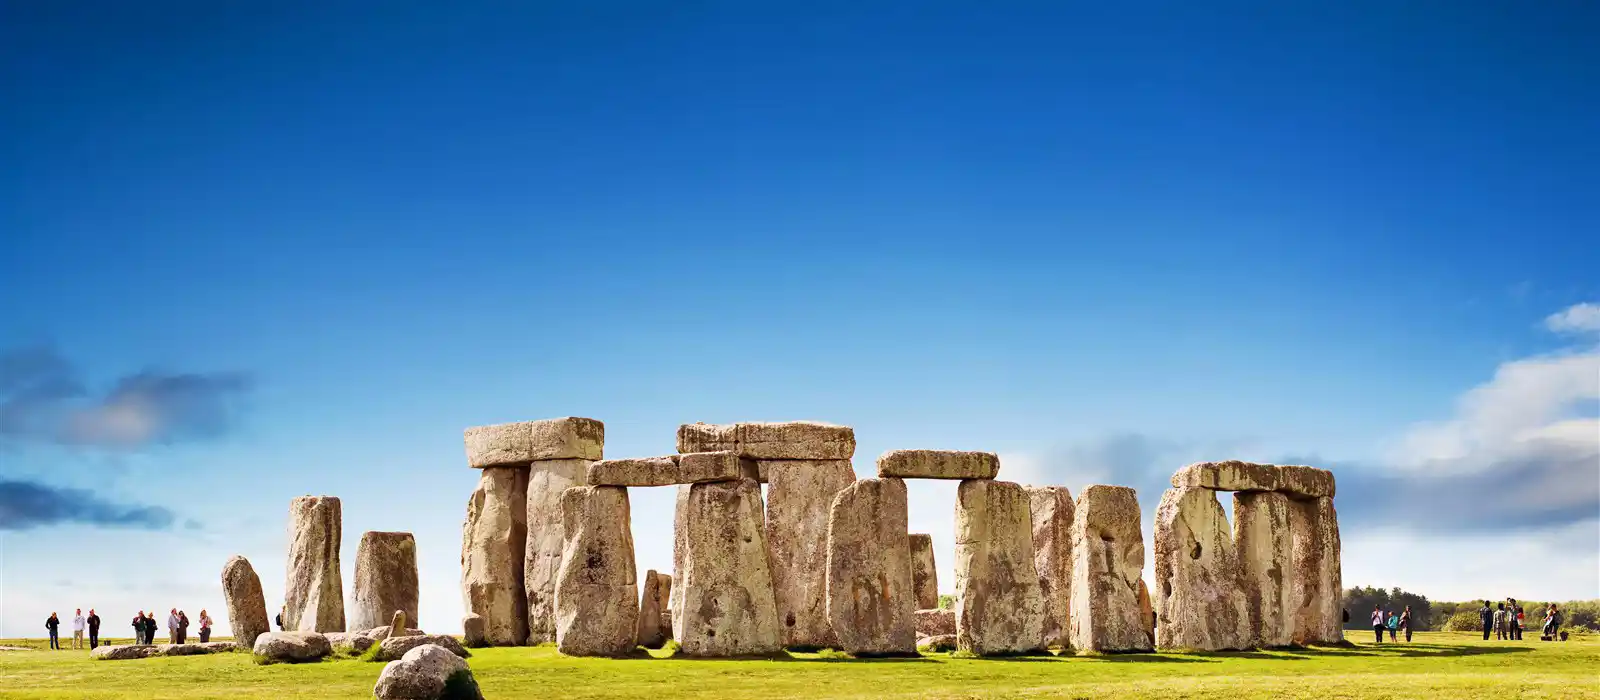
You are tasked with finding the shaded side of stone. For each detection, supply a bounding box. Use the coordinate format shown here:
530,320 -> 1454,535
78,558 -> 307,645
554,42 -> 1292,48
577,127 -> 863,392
1290,496 -> 1342,644
765,458 -> 857,649
525,458 -> 588,643
1027,486 -> 1074,649
461,466 -> 528,645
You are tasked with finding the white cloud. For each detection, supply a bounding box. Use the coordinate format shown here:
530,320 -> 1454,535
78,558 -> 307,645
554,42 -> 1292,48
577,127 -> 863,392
1342,519 -> 1600,602
1546,302 -> 1600,335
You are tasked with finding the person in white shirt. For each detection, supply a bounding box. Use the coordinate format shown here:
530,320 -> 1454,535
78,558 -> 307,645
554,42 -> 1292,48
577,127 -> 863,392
72,609 -> 85,650
167,608 -> 180,644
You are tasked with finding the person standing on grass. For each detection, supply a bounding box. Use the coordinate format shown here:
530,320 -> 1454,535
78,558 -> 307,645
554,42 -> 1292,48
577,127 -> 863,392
46,613 -> 61,650
198,609 -> 213,643
144,610 -> 159,644
1479,601 -> 1494,640
1371,605 -> 1385,643
1400,606 -> 1413,642
132,611 -> 145,643
1516,606 -> 1526,640
1386,611 -> 1399,641
72,609 -> 85,649
87,609 -> 101,649
166,608 -> 179,644
1494,602 -> 1507,640
1509,600 -> 1522,640
1543,604 -> 1562,639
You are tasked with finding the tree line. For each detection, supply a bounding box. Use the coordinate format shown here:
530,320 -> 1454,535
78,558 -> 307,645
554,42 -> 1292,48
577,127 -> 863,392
1341,585 -> 1599,631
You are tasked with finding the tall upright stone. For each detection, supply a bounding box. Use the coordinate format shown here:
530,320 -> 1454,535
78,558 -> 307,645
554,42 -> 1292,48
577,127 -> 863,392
1153,488 -> 1250,650
955,479 -> 1048,655
1027,486 -> 1074,649
669,484 -> 690,636
1234,491 -> 1294,647
1068,485 -> 1149,652
350,531 -> 419,631
221,555 -> 270,650
554,485 -> 638,657
636,570 -> 672,649
463,417 -> 604,646
460,466 -> 528,645
825,477 -> 916,656
525,459 -> 589,643
1290,496 -> 1343,645
765,459 -> 857,649
908,534 -> 939,610
675,478 -> 782,656
285,495 -> 345,632
1138,578 -> 1154,647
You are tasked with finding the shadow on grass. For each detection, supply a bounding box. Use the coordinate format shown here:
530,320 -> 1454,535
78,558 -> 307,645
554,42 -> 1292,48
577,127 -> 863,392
1187,651 -> 1309,661
1084,654 -> 1213,664
1299,644 -> 1535,659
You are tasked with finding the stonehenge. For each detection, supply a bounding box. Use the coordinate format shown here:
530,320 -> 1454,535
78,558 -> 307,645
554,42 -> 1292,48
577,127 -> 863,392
284,496 -> 345,633
676,477 -> 783,656
635,570 -> 672,648
460,465 -> 528,645
221,555 -> 270,650
954,478 -> 1048,655
1234,491 -> 1294,647
877,450 -> 1000,480
1153,487 -> 1250,650
765,458 -> 857,649
524,458 -> 589,643
1069,485 -> 1150,652
825,477 -> 917,656
553,485 -> 639,657
350,531 -> 419,631
1291,495 -> 1343,645
908,533 -> 939,610
1027,486 -> 1073,649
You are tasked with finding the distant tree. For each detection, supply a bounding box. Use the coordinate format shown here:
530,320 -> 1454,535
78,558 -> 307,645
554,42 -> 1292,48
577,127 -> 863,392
1341,586 -> 1433,630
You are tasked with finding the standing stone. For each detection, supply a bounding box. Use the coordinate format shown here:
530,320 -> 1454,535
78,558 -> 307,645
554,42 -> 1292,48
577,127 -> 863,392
636,570 -> 672,648
1068,485 -> 1150,652
1290,496 -> 1343,645
825,477 -> 916,656
350,531 -> 419,631
908,534 -> 939,610
765,459 -> 857,649
1234,491 -> 1294,647
461,467 -> 528,645
955,479 -> 1048,655
389,611 -> 408,639
221,555 -> 270,650
1138,579 -> 1154,647
669,484 -> 689,636
285,496 -> 345,632
1028,486 -> 1074,649
1153,487 -> 1250,651
525,459 -> 589,643
676,478 -> 782,656
554,486 -> 638,657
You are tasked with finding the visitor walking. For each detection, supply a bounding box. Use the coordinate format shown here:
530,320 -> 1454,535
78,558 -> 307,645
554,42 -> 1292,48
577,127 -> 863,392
45,613 -> 61,650
72,609 -> 85,649
1371,605 -> 1385,644
1400,606 -> 1413,642
1515,606 -> 1526,640
1479,600 -> 1493,640
1543,604 -> 1562,639
198,610 -> 213,643
87,609 -> 101,649
1386,611 -> 1399,642
167,608 -> 179,644
1494,603 -> 1507,640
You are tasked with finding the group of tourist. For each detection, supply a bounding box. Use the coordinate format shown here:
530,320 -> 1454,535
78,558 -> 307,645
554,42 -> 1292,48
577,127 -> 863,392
41,607 -> 212,650
1479,599 -> 1565,641
1367,605 -> 1416,643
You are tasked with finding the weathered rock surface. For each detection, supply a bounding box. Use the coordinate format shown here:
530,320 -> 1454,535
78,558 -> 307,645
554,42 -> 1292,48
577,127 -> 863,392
917,634 -> 957,652
374,643 -> 483,700
676,478 -> 783,656
252,631 -> 332,663
285,496 -> 345,633
915,608 -> 956,637
375,634 -> 469,662
554,485 -> 639,657
1290,496 -> 1343,645
524,458 -> 588,643
365,625 -> 424,641
390,611 -> 409,639
351,531 -> 419,631
636,570 -> 672,648
908,533 -> 939,610
327,631 -> 376,655
824,477 -> 916,656
766,458 -> 857,649
1138,579 -> 1155,647
669,484 -> 689,635
1277,465 -> 1336,499
1069,485 -> 1150,652
221,555 -> 271,650
1028,486 -> 1074,649
461,614 -> 486,648
1153,487 -> 1251,651
159,642 -> 236,656
1171,461 -> 1281,492
682,451 -> 759,482
955,479 -> 1048,655
90,645 -> 161,660
464,417 -> 604,467
461,466 -> 528,646
678,421 -> 855,460
587,455 -> 680,486
1234,491 -> 1294,647
876,450 -> 1000,480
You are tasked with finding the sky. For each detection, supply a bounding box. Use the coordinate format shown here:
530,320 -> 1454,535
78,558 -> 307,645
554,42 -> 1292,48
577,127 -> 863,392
1,1 -> 1597,638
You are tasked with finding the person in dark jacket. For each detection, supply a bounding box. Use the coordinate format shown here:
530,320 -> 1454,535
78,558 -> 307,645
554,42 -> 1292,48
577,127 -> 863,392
1479,601 -> 1494,641
46,613 -> 61,650
132,612 -> 145,644
87,609 -> 101,649
142,611 -> 159,644
177,610 -> 190,644
1400,606 -> 1413,642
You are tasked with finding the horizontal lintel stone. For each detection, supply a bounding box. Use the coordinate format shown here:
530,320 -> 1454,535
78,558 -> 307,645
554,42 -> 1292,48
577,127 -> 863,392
876,450 -> 999,480
586,452 -> 757,486
464,417 -> 605,467
1170,461 -> 1335,499
676,421 -> 855,460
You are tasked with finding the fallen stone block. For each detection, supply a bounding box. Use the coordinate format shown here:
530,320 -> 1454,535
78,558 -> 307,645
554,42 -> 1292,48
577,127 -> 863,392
252,632 -> 332,664
374,643 -> 483,700
374,634 -> 469,662
915,608 -> 956,637
89,645 -> 160,661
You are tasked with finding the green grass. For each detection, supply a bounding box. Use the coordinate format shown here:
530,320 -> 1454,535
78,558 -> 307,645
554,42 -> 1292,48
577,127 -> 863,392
1,632 -> 1596,699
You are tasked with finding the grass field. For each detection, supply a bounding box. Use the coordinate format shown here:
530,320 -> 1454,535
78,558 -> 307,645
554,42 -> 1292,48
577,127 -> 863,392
1,632 -> 1596,699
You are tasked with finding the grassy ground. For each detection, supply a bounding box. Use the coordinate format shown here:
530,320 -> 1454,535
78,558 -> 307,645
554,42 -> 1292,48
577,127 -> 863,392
1,631 -> 1595,699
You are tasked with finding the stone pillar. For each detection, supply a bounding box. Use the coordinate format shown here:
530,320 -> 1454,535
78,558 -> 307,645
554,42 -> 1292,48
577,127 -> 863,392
463,417 -> 604,646
670,484 -> 689,637
909,533 -> 939,610
1068,485 -> 1149,652
221,555 -> 270,649
825,477 -> 916,656
350,531 -> 419,631
1291,496 -> 1342,645
554,485 -> 638,657
1234,491 -> 1294,647
636,570 -> 672,649
285,495 -> 345,632
1027,486 -> 1074,649
1138,578 -> 1155,647
955,479 -> 1048,655
1153,487 -> 1250,650
676,478 -> 782,656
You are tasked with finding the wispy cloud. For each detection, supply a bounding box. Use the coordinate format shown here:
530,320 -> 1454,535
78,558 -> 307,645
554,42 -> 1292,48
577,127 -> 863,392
1544,302 -> 1600,335
0,345 -> 251,449
0,480 -> 178,531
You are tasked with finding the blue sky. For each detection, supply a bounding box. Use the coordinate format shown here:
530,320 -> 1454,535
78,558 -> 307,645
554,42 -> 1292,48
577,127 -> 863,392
2,1 -> 1596,637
